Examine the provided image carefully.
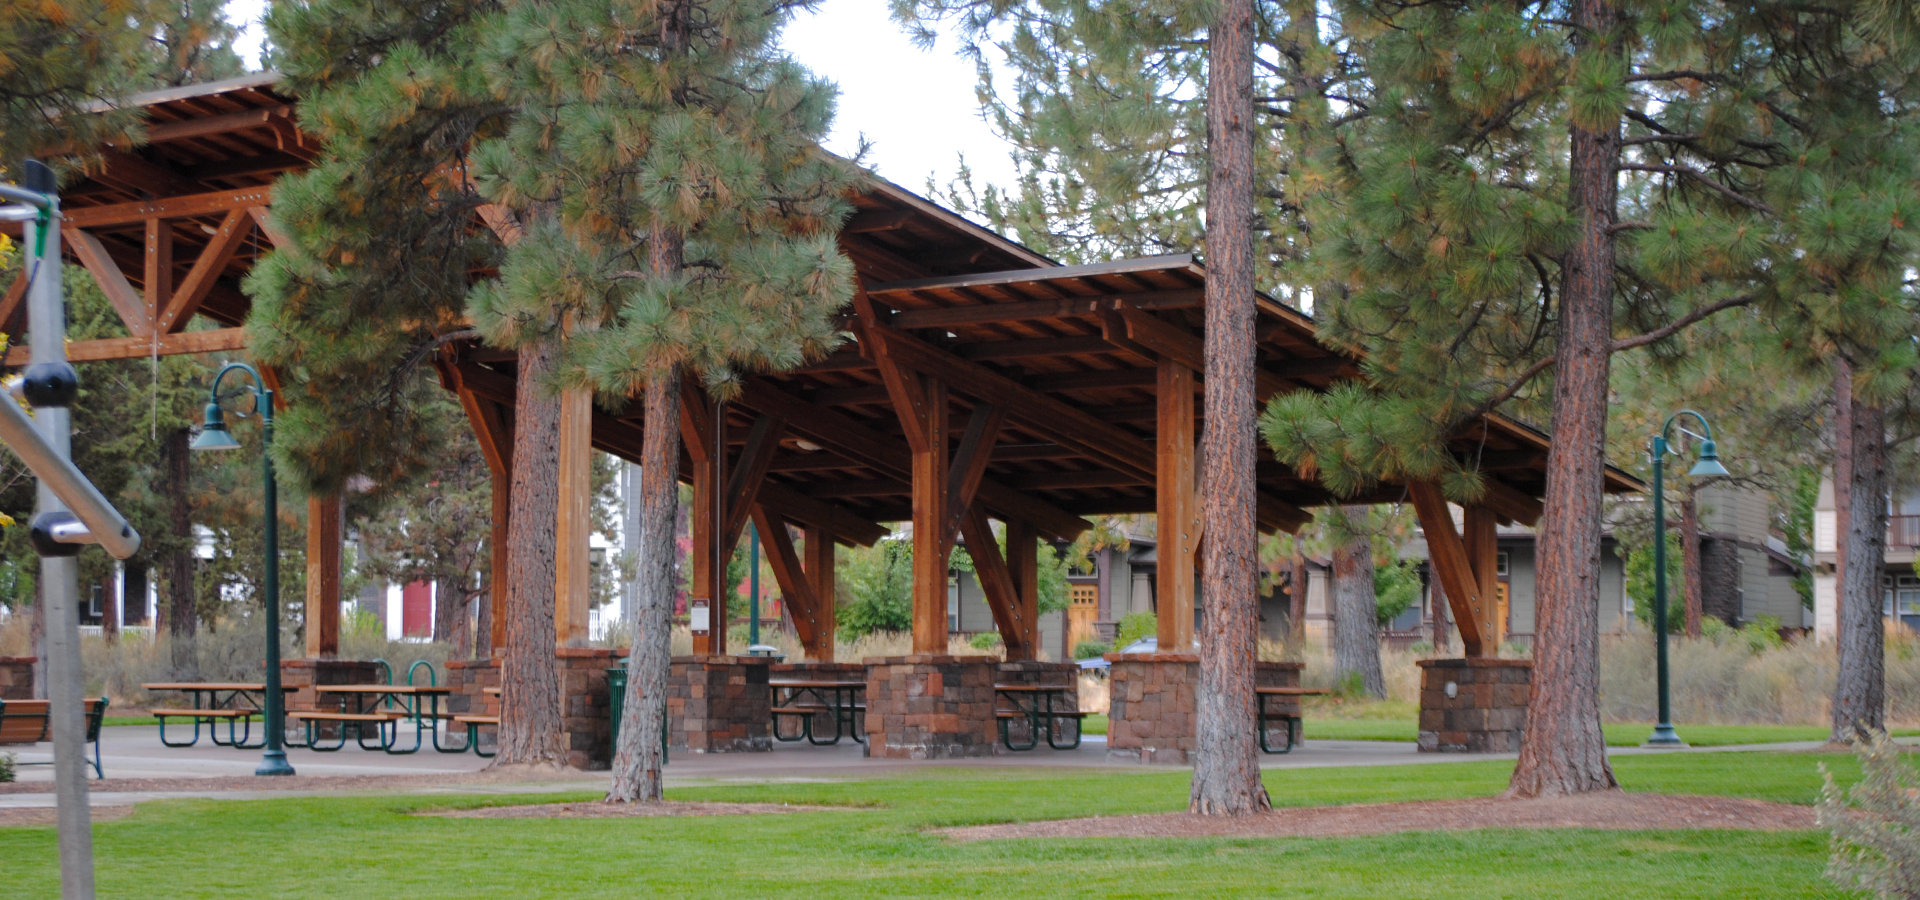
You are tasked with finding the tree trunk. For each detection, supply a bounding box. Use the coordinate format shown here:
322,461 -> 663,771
1506,0 -> 1622,798
100,577 -> 118,644
28,594 -> 45,699
1832,358 -> 1852,637
162,426 -> 197,677
475,573 -> 494,659
608,355 -> 682,803
494,329 -> 567,767
1189,0 -> 1268,817
1681,492 -> 1702,637
434,575 -> 460,643
1833,372 -> 1887,742
1331,521 -> 1385,698
449,588 -> 472,661
1286,555 -> 1307,646
1429,570 -> 1451,653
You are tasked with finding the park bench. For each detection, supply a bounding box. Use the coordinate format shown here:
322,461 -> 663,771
149,708 -> 262,748
770,680 -> 866,746
448,714 -> 498,758
995,685 -> 1087,751
0,697 -> 109,778
287,710 -> 394,752
1255,687 -> 1330,754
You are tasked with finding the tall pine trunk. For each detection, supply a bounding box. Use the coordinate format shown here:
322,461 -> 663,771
1429,572 -> 1451,653
163,426 -> 197,677
494,330 -> 566,767
1507,0 -> 1623,797
1833,365 -> 1887,742
1286,555 -> 1307,646
1681,492 -> 1702,637
1190,0 -> 1269,816
434,575 -> 460,644
1331,519 -> 1385,698
609,227 -> 685,803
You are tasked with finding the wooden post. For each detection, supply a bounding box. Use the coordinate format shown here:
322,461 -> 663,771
1408,481 -> 1492,656
489,480 -> 509,656
443,364 -> 513,658
909,379 -> 951,654
685,388 -> 728,657
304,494 -> 342,659
1462,506 -> 1501,647
1155,358 -> 1196,651
143,218 -> 170,332
803,526 -> 836,662
1006,518 -> 1039,660
554,388 -> 593,648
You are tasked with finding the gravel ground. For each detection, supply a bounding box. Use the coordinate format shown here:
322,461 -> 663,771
940,793 -> 1817,841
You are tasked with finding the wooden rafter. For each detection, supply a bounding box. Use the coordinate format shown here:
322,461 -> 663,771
722,414 -> 788,549
752,507 -> 829,658
3,327 -> 246,365
941,401 -> 1005,545
63,227 -> 150,337
161,207 -> 253,332
62,186 -> 274,228
962,505 -> 1034,661
1408,480 -> 1494,657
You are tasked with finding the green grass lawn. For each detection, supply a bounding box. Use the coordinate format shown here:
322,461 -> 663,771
0,750 -> 1867,898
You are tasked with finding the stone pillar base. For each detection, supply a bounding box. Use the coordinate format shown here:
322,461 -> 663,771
0,656 -> 34,700
282,659 -> 383,740
863,655 -> 996,759
444,650 -> 622,769
669,655 -> 772,753
1417,657 -> 1531,752
1106,655 -> 1304,765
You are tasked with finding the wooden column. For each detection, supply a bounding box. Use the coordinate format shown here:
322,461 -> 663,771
489,477 -> 509,656
1006,518 -> 1040,660
1155,358 -> 1197,651
444,362 -> 514,659
304,494 -> 342,658
803,526 -> 837,662
683,384 -> 727,656
910,379 -> 951,654
1462,506 -> 1502,647
143,218 -> 170,332
1409,481 -> 1497,657
554,387 -> 593,648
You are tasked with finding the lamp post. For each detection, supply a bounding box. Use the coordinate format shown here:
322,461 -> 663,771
193,363 -> 295,776
1645,409 -> 1730,748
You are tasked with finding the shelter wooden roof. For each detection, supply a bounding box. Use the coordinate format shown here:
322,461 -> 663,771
13,73 -> 1640,549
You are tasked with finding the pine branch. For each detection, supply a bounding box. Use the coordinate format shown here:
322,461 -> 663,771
1617,163 -> 1778,215
1627,70 -> 1725,84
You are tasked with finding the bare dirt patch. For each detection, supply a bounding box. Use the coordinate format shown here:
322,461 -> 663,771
0,768 -> 604,797
419,800 -> 839,820
0,806 -> 135,828
941,793 -> 1815,841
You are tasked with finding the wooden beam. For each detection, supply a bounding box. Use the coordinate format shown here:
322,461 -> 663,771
678,376 -> 713,462
1028,368 -> 1157,392
974,481 -> 1091,542
842,209 -> 913,234
887,289 -> 1203,330
1464,505 -> 1503,647
61,186 -> 274,228
691,415 -> 723,655
803,525 -> 837,661
0,272 -> 25,337
962,506 -> 1034,661
244,206 -> 291,247
1477,477 -> 1545,527
93,150 -> 197,198
304,494 -> 342,659
1156,358 -> 1197,652
1266,356 -> 1354,379
756,483 -> 889,547
1408,481 -> 1491,657
955,335 -> 1114,362
1114,303 -> 1290,400
722,415 -> 787,549
63,227 -> 150,337
855,294 -> 935,452
4,326 -> 247,364
1002,469 -> 1149,490
942,402 -> 1006,544
554,388 -> 593,648
161,207 -> 252,332
753,507 -> 826,656
143,218 -> 172,329
871,324 -> 1158,481
911,376 -> 950,654
145,105 -> 293,143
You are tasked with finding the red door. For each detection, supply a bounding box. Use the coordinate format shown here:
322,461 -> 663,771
402,581 -> 433,638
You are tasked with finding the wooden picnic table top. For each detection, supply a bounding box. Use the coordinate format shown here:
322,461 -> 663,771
315,684 -> 451,694
770,679 -> 865,689
141,682 -> 296,692
993,684 -> 1075,692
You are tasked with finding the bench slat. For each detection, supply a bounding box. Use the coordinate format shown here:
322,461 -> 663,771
452,715 -> 499,724
287,712 -> 391,722
148,709 -> 257,718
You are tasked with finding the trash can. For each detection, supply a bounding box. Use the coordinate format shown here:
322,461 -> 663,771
607,660 -> 667,763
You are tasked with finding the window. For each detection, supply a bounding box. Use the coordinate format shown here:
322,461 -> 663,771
1496,552 -> 1510,577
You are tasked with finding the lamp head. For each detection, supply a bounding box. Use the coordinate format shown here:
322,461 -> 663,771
190,401 -> 242,452
1688,439 -> 1731,478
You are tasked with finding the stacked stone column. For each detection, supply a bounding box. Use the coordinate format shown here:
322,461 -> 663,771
1106,654 -> 1303,764
0,657 -> 32,699
1416,657 -> 1531,752
280,659 -> 384,740
863,655 -> 997,759
441,650 -> 620,768
667,655 -> 772,753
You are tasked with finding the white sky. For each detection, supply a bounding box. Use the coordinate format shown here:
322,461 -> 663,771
221,0 -> 1019,196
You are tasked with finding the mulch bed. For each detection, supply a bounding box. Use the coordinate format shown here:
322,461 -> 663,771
940,793 -> 1816,841
419,801 -> 838,819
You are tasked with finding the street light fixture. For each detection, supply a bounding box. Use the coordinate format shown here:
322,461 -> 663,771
1644,409 -> 1729,748
193,362 -> 294,776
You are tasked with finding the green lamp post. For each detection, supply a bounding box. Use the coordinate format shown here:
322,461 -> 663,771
1645,409 -> 1730,748
193,362 -> 295,776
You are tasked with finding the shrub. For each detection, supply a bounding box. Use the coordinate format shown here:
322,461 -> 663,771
1819,732 -> 1920,899
1072,639 -> 1112,660
968,632 -> 1004,650
1113,612 -> 1157,649
0,751 -> 12,783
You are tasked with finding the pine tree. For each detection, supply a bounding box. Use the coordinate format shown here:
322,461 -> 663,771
0,0 -> 150,164
143,0 -> 245,87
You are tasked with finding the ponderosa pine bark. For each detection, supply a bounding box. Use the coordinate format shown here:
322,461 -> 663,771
1190,0 -> 1269,817
1429,574 -> 1450,653
1506,0 -> 1622,799
1681,492 -> 1703,637
608,229 -> 685,804
494,331 -> 566,767
1331,521 -> 1385,698
434,574 -> 461,645
162,426 -> 197,677
1286,555 -> 1307,646
1833,365 -> 1888,743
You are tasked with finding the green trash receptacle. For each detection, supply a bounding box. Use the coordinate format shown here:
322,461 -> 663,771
607,661 -> 667,763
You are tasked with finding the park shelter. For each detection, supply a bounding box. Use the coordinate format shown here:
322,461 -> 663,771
10,73 -> 1640,762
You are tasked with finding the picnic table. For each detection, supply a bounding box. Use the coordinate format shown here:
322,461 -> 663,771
141,682 -> 298,749
292,684 -> 454,754
1254,686 -> 1329,754
994,684 -> 1087,751
769,680 -> 865,746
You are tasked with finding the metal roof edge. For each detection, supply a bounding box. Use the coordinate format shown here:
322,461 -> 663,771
83,71 -> 286,114
867,253 -> 1198,295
